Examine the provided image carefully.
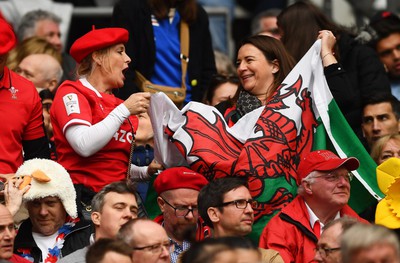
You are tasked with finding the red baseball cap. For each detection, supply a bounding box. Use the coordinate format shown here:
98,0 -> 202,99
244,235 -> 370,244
0,18 -> 16,56
153,167 -> 209,195
296,150 -> 359,185
70,26 -> 129,63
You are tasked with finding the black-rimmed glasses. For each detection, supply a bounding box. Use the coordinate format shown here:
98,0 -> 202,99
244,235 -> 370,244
314,246 -> 341,258
160,197 -> 198,218
216,199 -> 258,210
133,240 -> 174,254
313,172 -> 353,182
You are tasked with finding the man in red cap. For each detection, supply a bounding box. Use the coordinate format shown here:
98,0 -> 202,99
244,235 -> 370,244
259,150 -> 368,263
0,18 -> 49,177
153,166 -> 209,263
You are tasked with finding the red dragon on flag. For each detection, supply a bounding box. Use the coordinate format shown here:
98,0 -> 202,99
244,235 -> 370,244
158,75 -> 317,239
149,40 -> 381,240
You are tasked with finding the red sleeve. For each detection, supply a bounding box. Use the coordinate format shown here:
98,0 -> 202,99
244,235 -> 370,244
259,218 -> 295,263
22,82 -> 46,141
51,82 -> 92,134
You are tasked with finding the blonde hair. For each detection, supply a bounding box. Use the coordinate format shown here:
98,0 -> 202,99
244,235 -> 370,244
370,134 -> 400,164
6,36 -> 61,71
76,47 -> 111,77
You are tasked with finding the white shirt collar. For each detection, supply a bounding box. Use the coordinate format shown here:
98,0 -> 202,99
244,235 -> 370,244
79,77 -> 102,98
304,201 -> 340,234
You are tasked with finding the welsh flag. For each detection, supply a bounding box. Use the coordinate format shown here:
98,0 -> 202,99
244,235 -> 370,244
146,40 -> 383,241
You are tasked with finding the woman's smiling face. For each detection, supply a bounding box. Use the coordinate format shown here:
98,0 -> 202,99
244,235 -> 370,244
236,43 -> 278,101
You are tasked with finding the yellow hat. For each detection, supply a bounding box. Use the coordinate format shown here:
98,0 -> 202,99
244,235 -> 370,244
375,158 -> 400,228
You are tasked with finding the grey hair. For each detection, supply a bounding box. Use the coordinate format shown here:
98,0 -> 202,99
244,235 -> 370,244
16,9 -> 61,41
341,224 -> 400,263
251,8 -> 282,35
297,171 -> 316,195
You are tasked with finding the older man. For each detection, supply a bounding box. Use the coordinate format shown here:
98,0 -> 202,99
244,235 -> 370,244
15,53 -> 63,93
153,166 -> 209,263
16,9 -> 76,81
59,181 -> 139,263
313,216 -> 358,263
259,150 -> 368,263
0,17 -> 49,176
341,223 -> 400,263
198,177 -> 284,262
0,204 -> 30,263
117,218 -> 170,263
10,159 -> 91,262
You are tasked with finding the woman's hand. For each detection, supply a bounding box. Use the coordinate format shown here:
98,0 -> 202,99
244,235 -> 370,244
124,92 -> 151,115
318,30 -> 337,66
147,159 -> 164,176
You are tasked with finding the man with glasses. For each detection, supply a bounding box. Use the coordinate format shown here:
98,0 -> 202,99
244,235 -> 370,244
153,166 -> 209,263
313,216 -> 358,263
198,177 -> 284,262
117,218 -> 171,263
198,177 -> 256,238
341,223 -> 400,263
259,150 -> 368,263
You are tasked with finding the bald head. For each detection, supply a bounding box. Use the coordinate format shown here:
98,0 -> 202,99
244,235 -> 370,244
16,53 -> 62,92
117,219 -> 170,263
0,204 -> 15,260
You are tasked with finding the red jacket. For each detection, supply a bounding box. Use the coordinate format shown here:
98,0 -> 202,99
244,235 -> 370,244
259,196 -> 367,263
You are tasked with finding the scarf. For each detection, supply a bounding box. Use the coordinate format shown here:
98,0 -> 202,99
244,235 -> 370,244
18,216 -> 80,263
236,90 -> 262,118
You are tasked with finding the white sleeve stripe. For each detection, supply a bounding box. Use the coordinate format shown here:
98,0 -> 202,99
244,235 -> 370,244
62,119 -> 92,134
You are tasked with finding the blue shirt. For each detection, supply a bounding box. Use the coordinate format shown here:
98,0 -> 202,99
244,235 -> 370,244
169,238 -> 191,263
151,11 -> 192,102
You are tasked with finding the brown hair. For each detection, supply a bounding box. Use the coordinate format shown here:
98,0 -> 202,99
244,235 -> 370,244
86,238 -> 133,263
235,35 -> 295,100
277,0 -> 341,62
148,0 -> 197,24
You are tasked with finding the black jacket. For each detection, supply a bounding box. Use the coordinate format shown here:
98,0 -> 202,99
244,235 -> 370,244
331,33 -> 391,141
14,217 -> 92,263
111,0 -> 217,102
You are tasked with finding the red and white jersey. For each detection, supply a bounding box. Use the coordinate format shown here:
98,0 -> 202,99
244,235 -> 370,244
0,67 -> 45,173
51,79 -> 138,192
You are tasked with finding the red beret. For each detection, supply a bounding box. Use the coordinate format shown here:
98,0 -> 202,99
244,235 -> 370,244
0,18 -> 16,56
69,26 -> 129,63
153,167 -> 209,195
296,150 -> 359,185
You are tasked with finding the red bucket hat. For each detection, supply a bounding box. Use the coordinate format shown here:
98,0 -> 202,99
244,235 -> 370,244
296,150 -> 359,185
70,26 -> 129,63
153,167 -> 209,195
0,18 -> 16,56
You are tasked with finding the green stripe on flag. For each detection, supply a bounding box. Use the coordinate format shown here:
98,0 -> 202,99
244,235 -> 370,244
313,99 -> 383,213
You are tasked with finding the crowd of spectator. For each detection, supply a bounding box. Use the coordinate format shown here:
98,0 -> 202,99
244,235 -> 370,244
1,1 -> 400,263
